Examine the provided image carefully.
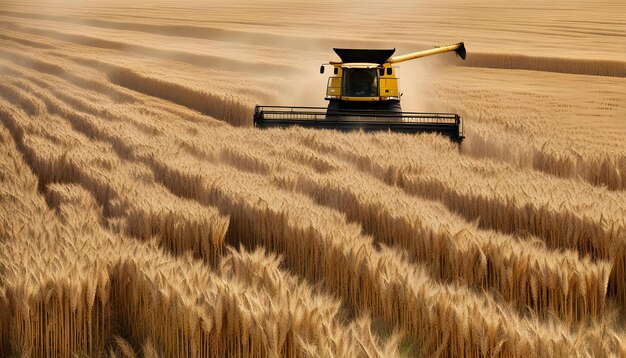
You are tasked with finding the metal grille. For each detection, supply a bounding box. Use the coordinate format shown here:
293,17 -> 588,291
257,106 -> 458,123
254,105 -> 464,142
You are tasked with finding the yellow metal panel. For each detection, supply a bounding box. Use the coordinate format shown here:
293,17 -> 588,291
379,78 -> 398,97
326,76 -> 342,97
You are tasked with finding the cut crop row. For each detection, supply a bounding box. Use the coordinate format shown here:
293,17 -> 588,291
299,130 -> 626,306
0,89 -> 228,264
0,123 -> 392,357
146,149 -> 617,356
274,168 -> 612,322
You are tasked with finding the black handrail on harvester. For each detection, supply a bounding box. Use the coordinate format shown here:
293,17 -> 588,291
253,105 -> 464,142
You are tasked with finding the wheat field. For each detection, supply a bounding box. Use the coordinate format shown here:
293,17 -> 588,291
0,0 -> 625,356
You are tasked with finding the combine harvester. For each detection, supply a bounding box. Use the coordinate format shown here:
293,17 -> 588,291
254,42 -> 467,142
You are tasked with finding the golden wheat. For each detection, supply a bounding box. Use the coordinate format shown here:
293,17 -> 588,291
108,68 -> 252,127
0,88 -> 229,264
299,129 -> 626,300
1,1 -> 625,355
0,108 -> 396,356
144,148 -> 617,356
273,167 -> 612,321
462,52 -> 626,78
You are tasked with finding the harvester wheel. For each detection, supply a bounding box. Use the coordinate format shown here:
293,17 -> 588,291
326,100 -> 341,119
384,100 -> 402,113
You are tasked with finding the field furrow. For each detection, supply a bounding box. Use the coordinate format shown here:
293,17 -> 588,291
0,20 -> 299,74
108,67 -> 251,127
0,43 -> 251,128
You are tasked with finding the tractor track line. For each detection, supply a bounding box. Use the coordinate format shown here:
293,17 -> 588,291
0,20 -> 300,75
0,44 -> 250,126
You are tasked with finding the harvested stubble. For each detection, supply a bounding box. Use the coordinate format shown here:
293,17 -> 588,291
274,167 -> 613,322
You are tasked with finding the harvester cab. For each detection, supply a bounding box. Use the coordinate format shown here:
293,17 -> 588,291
254,42 -> 467,142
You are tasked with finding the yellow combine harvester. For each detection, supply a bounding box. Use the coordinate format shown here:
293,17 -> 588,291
254,42 -> 467,141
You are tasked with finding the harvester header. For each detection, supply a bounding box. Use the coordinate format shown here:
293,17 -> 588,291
254,42 -> 467,142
